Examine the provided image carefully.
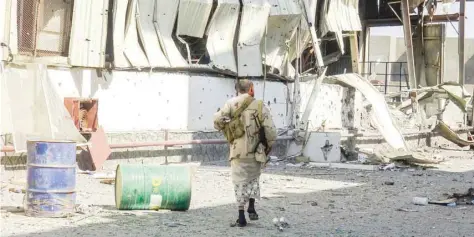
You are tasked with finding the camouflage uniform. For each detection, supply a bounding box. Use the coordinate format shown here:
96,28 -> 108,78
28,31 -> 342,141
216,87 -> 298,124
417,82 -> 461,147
213,93 -> 277,206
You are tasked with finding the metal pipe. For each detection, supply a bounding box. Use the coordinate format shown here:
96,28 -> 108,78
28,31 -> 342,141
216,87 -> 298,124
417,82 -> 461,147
458,0 -> 466,85
0,136 -> 294,153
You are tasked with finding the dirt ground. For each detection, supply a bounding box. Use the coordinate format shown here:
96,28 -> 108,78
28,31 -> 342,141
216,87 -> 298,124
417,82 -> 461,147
1,148 -> 473,237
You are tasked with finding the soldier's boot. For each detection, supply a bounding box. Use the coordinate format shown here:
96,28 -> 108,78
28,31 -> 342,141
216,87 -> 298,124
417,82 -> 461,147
247,198 -> 259,220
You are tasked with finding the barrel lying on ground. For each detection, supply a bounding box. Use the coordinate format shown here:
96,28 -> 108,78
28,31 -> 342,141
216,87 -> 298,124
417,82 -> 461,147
115,164 -> 192,211
25,141 -> 77,217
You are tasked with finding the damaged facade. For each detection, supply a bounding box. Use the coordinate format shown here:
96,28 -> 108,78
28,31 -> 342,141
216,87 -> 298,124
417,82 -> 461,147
0,0 -> 472,164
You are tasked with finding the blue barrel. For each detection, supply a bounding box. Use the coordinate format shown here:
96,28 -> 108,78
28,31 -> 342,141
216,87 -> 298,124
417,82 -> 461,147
25,141 -> 77,217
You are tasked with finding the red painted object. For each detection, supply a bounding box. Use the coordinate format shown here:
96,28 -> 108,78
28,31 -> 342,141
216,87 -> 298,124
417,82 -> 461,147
63,98 -> 99,133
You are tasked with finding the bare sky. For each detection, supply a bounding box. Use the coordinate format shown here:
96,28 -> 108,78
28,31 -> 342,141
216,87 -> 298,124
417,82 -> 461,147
370,2 -> 473,38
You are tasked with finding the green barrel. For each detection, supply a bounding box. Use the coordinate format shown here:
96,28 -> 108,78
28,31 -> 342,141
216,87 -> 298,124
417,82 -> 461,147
115,164 -> 192,211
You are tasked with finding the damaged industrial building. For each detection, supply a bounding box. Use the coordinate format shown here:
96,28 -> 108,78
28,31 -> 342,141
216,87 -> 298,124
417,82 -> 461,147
1,0 -> 473,236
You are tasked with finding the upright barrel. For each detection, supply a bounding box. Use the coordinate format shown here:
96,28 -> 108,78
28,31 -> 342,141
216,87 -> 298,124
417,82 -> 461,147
115,164 -> 192,211
25,141 -> 77,217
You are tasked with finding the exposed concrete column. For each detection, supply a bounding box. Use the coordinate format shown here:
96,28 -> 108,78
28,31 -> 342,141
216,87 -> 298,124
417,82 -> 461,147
401,0 -> 417,89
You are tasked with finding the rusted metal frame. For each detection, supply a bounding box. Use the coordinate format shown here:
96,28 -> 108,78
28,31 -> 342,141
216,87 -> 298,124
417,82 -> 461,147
387,2 -> 403,23
33,0 -> 41,57
349,32 -> 359,74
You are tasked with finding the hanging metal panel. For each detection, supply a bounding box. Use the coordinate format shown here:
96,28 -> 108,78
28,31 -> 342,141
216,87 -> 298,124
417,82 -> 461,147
177,0 -> 213,38
319,0 -> 362,55
155,0 -> 187,67
137,0 -> 170,67
123,0 -> 150,68
302,0 -> 324,66
237,0 -> 271,77
113,0 -> 132,68
206,0 -> 240,73
69,0 -> 109,67
263,0 -> 301,74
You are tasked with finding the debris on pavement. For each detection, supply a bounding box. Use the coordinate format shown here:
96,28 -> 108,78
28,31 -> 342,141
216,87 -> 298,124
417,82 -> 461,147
8,187 -> 25,193
92,172 -> 115,179
272,217 -> 289,231
100,179 -> 115,185
75,204 -> 102,215
396,208 -> 418,212
412,197 -> 429,206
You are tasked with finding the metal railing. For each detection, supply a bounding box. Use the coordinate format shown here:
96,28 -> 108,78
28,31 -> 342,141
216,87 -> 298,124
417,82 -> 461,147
359,61 -> 410,96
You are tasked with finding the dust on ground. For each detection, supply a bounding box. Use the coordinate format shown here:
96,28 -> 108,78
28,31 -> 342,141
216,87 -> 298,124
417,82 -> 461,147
1,148 -> 473,237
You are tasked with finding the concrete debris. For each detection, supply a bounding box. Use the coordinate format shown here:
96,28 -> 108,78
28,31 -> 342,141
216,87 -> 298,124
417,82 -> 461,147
273,217 -> 289,231
369,150 -> 444,168
412,197 -> 429,206
75,204 -> 102,215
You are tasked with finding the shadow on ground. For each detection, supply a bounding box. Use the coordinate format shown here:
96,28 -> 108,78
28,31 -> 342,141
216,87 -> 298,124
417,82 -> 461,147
4,163 -> 474,237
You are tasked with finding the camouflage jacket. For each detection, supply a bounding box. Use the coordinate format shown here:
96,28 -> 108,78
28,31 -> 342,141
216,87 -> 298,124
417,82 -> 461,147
213,93 -> 277,161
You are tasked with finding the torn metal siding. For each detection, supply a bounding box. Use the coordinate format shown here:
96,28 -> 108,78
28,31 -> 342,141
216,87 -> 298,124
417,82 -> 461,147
123,0 -> 150,68
237,0 -> 271,77
177,0 -> 213,38
112,0 -> 132,68
320,0 -> 361,35
206,0 -> 240,73
302,0 -> 324,67
69,0 -> 109,68
137,0 -> 170,67
155,0 -> 187,67
320,0 -> 362,54
263,0 -> 301,73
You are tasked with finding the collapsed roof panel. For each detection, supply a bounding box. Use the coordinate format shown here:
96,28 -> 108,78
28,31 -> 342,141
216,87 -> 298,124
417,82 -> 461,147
237,0 -> 271,77
177,0 -> 213,38
206,0 -> 240,73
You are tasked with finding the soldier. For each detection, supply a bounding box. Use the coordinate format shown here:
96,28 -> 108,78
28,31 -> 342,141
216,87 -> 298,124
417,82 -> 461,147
213,79 -> 277,227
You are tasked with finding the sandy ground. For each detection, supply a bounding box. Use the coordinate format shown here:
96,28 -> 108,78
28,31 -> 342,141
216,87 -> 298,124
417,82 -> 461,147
1,148 -> 473,237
